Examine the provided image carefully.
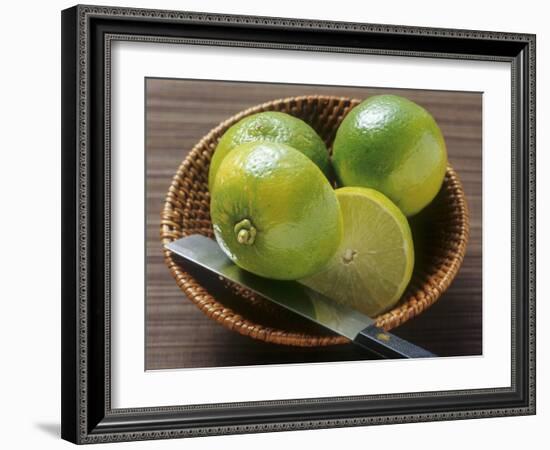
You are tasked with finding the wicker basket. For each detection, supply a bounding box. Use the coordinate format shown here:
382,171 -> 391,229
160,95 -> 470,347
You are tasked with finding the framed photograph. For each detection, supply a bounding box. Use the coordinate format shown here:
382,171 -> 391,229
61,4 -> 536,444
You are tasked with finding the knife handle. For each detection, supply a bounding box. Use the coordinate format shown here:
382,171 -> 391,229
353,325 -> 436,359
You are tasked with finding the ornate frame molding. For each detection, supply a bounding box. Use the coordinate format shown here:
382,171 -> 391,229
61,4 -> 536,444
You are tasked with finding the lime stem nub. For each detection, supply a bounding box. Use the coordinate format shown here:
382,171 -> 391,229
234,219 -> 257,245
342,248 -> 357,264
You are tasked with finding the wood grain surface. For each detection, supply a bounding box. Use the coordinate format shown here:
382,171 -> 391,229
145,78 -> 482,370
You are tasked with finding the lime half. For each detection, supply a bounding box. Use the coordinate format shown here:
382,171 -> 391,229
300,187 -> 414,317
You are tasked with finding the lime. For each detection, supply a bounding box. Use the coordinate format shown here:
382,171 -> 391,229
208,111 -> 330,191
300,187 -> 414,317
210,141 -> 342,280
332,95 -> 447,216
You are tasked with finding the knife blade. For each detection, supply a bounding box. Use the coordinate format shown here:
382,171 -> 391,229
166,235 -> 435,359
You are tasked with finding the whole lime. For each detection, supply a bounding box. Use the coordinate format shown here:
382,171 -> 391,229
332,95 -> 447,216
208,111 -> 330,191
210,141 -> 342,280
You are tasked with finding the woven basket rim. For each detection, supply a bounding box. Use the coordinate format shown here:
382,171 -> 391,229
160,95 -> 470,347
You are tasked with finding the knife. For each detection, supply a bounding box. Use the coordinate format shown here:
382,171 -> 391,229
166,235 -> 435,359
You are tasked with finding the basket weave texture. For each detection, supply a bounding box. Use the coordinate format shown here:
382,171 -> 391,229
160,95 -> 470,347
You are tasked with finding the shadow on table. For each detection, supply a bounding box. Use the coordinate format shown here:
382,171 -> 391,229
35,422 -> 60,438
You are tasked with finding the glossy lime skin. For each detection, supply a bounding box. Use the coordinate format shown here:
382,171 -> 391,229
210,142 -> 343,280
332,95 -> 447,216
208,111 -> 330,191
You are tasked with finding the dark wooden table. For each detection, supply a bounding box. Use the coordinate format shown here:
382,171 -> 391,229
145,79 -> 482,370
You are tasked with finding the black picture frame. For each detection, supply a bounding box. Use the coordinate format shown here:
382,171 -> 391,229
61,4 -> 536,444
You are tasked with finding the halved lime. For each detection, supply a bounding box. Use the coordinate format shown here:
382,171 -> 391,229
300,187 -> 414,317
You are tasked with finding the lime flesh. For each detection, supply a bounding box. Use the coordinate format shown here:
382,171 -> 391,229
300,187 -> 414,317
